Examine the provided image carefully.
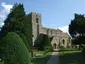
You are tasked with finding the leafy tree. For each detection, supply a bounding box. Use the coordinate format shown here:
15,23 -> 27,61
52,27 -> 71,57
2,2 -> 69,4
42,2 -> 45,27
22,14 -> 32,51
69,14 -> 85,37
0,32 -> 31,64
0,3 -> 32,51
42,34 -> 52,51
2,3 -> 25,34
69,13 -> 85,48
43,34 -> 51,46
37,34 -> 51,51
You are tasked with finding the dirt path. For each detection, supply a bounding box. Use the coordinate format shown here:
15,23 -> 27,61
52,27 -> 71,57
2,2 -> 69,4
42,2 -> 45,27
47,49 -> 59,64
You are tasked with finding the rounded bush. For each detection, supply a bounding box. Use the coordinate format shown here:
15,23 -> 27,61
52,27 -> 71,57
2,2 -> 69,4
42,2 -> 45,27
19,33 -> 31,51
0,32 -> 31,64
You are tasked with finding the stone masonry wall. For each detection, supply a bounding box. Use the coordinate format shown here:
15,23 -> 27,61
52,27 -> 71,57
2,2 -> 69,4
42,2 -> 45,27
28,12 -> 71,48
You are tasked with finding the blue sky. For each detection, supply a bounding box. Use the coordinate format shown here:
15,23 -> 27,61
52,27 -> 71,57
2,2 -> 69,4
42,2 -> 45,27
0,0 -> 85,33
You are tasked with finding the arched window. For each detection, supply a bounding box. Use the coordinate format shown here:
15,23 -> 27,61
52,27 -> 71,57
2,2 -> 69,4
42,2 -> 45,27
62,39 -> 65,44
37,25 -> 39,36
36,18 -> 38,23
53,43 -> 56,49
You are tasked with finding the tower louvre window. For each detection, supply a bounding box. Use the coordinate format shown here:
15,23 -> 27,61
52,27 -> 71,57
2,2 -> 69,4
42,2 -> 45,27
51,31 -> 52,35
36,18 -> 38,23
37,24 -> 39,36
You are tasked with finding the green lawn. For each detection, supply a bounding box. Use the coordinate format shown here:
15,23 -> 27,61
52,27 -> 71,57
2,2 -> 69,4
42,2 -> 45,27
32,52 -> 52,64
60,49 -> 85,64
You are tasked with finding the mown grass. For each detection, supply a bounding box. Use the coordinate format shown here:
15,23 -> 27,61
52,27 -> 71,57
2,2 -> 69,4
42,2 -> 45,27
60,48 -> 79,51
32,51 -> 52,64
60,48 -> 85,64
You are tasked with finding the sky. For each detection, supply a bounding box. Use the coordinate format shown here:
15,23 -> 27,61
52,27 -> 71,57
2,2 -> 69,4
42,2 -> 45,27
0,0 -> 85,33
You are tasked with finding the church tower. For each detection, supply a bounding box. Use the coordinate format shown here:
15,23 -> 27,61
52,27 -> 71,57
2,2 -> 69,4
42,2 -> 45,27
28,12 -> 42,45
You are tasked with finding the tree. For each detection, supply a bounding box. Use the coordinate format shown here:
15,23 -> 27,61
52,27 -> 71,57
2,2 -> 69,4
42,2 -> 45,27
2,3 -> 25,34
22,14 -> 32,51
42,34 -> 52,51
0,3 -> 32,51
69,13 -> 85,48
0,32 -> 31,64
36,34 -> 51,51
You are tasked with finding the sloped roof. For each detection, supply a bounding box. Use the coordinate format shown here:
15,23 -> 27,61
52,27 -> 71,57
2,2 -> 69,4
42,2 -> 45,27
56,29 -> 63,33
56,32 -> 69,38
42,27 -> 70,38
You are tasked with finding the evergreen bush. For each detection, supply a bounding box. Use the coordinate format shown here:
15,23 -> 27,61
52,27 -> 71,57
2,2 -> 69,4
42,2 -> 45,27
38,34 -> 52,51
0,32 -> 31,64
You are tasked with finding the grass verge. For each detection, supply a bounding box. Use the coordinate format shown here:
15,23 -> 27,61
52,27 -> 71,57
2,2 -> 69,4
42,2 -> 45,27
60,49 -> 85,64
32,52 -> 52,64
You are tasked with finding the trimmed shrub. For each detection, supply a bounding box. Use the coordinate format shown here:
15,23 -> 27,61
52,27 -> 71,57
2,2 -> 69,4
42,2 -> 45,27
19,33 -> 31,51
0,32 -> 31,64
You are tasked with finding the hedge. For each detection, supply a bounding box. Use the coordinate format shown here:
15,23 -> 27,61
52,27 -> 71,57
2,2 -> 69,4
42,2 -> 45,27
0,32 -> 31,64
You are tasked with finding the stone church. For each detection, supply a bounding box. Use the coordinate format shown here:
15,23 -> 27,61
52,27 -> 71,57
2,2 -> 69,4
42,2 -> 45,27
28,12 -> 71,49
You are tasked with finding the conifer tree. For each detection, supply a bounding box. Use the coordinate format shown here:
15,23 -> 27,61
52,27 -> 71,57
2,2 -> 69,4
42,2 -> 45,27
69,13 -> 85,48
0,3 -> 32,50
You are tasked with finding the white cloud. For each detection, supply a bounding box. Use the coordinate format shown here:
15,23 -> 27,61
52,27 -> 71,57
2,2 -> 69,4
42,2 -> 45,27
58,25 -> 69,33
0,2 -> 13,20
1,3 -> 13,13
0,2 -> 13,27
0,23 -> 4,27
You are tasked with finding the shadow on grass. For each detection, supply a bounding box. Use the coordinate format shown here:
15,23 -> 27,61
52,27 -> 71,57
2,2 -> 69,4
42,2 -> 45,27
60,51 -> 85,64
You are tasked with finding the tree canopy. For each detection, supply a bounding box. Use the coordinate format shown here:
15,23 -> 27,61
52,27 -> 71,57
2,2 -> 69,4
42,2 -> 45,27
35,34 -> 51,50
1,3 -> 25,34
0,3 -> 32,50
69,13 -> 85,45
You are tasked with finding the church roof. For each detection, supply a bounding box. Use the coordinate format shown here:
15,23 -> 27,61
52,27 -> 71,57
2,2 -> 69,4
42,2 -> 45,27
42,27 -> 70,38
42,27 -> 63,32
56,32 -> 69,38
56,29 -> 63,33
